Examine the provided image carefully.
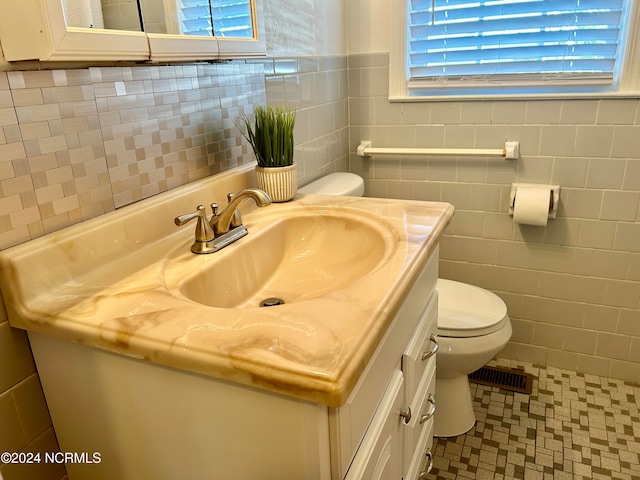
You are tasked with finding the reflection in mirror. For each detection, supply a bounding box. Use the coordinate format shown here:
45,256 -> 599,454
140,0 -> 169,33
61,0 -> 105,28
61,0 -> 254,39
164,0 -> 254,37
61,0 -> 144,31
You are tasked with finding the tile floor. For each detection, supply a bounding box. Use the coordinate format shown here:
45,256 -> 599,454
428,359 -> 640,480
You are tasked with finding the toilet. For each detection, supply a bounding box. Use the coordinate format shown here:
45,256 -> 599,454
299,172 -> 512,438
298,172 -> 365,196
433,279 -> 512,437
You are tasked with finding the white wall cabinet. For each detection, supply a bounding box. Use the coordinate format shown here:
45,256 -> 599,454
27,248 -> 439,480
0,0 -> 265,62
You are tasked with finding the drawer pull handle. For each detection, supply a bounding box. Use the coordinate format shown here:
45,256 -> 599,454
419,394 -> 436,424
417,450 -> 433,479
400,407 -> 412,424
421,334 -> 439,361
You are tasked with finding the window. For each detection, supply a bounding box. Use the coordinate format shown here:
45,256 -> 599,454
390,0 -> 640,98
178,0 -> 253,38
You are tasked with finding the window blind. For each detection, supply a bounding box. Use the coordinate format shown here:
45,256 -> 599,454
179,0 -> 253,38
408,0 -> 626,90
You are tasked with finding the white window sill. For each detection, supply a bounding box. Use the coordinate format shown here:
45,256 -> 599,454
389,91 -> 640,103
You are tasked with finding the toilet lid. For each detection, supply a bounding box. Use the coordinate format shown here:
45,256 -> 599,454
436,279 -> 509,338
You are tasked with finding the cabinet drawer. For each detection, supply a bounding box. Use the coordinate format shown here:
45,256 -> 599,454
344,370 -> 404,480
403,366 -> 436,477
407,438 -> 435,480
402,291 -> 438,405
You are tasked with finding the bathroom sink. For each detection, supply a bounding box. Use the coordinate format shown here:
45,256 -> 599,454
168,209 -> 392,308
0,164 -> 454,406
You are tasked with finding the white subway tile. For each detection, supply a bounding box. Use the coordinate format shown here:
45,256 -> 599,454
600,191 -> 639,221
613,222 -> 640,253
430,102 -> 461,125
443,125 -> 475,148
0,323 -> 36,393
402,103 -> 430,126
563,328 -> 597,355
575,126 -> 613,158
0,391 -> 28,452
577,219 -> 616,249
461,102 -> 492,124
595,333 -> 631,360
590,250 -> 632,280
583,304 -> 619,332
604,279 -> 640,309
608,360 -> 640,384
560,100 -> 598,125
617,309 -> 640,336
597,99 -> 637,125
456,158 -> 487,183
551,156 -> 588,187
492,101 -> 526,124
516,155 -> 553,183
586,158 -> 626,189
540,126 -> 576,156
562,188 -> 602,219
450,210 -> 484,237
469,183 -> 502,212
525,101 -> 562,124
441,182 -> 471,209
622,159 -> 640,191
611,126 -> 640,158
415,125 -> 444,148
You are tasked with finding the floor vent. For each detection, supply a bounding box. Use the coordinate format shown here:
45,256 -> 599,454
468,366 -> 534,394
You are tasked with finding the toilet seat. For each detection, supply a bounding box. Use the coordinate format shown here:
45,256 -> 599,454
436,279 -> 509,338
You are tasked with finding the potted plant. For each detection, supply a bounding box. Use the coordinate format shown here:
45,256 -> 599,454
240,105 -> 297,202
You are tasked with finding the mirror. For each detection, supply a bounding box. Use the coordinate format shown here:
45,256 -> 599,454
61,0 -> 254,39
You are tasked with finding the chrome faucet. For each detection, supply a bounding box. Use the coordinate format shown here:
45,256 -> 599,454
174,188 -> 272,254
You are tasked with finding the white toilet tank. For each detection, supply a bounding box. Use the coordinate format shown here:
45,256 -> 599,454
298,172 -> 364,197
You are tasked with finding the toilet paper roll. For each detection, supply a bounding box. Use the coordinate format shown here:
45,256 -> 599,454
512,185 -> 550,226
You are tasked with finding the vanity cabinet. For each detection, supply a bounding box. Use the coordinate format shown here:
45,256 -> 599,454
29,248 -> 438,480
0,0 -> 264,62
26,247 -> 439,480
341,250 -> 438,480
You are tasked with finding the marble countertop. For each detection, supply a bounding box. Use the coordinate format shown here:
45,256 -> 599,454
0,167 -> 453,407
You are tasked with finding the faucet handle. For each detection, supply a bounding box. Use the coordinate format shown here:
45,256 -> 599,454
226,193 -> 243,228
174,205 -> 214,243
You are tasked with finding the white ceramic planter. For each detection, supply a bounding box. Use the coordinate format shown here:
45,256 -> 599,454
255,164 -> 298,202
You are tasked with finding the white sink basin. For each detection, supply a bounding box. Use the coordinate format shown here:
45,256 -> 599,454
173,210 -> 391,308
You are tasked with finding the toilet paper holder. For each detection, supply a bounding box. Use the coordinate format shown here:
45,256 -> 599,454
509,184 -> 560,219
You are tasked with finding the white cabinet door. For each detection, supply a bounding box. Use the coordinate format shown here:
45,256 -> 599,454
0,1 -> 149,61
344,370 -> 404,480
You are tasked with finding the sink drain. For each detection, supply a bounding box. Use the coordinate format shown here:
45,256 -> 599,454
259,297 -> 285,307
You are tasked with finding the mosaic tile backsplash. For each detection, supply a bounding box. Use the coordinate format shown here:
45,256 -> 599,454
0,62 -> 266,249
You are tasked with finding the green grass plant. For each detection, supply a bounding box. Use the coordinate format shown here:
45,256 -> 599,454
240,105 -> 296,168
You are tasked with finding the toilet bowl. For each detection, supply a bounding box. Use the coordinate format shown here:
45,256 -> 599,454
434,279 -> 512,437
300,172 -> 512,437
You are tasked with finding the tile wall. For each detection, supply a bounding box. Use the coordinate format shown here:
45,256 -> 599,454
1,48 -> 637,478
0,55 -> 349,480
349,52 -> 640,384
